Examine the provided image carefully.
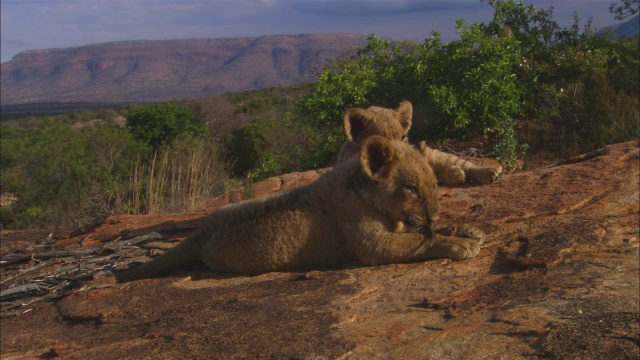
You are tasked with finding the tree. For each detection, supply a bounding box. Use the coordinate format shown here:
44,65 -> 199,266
0,124 -> 146,228
125,102 -> 207,150
297,0 -> 636,172
224,114 -> 327,180
610,0 -> 639,20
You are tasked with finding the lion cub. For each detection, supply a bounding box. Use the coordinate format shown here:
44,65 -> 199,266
97,136 -> 483,283
337,101 -> 503,186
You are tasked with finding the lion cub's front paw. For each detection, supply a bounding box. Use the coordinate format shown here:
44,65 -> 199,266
428,224 -> 485,260
447,237 -> 482,259
467,166 -> 503,184
436,223 -> 485,245
427,235 -> 482,260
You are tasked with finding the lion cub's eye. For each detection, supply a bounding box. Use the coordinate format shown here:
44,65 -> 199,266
404,185 -> 419,197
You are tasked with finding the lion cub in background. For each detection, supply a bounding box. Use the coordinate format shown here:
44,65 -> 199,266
337,101 -> 502,186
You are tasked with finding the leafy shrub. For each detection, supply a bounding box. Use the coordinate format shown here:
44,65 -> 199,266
607,35 -> 640,95
536,75 -> 639,158
296,0 -> 638,172
224,114 -> 336,181
126,101 -> 207,150
0,122 -> 228,228
296,36 -> 426,130
0,124 -> 146,228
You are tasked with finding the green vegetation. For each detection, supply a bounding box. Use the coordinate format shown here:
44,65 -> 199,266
224,114 -> 337,180
126,101 -> 207,150
0,104 -> 226,229
1,124 -> 146,228
1,0 -> 638,230
0,87 -> 314,229
298,0 -> 639,171
609,0 -> 638,20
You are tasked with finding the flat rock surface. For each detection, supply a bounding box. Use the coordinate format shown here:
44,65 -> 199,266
1,141 -> 638,359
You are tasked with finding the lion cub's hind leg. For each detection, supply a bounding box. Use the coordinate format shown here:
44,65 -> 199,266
436,166 -> 466,186
425,224 -> 485,260
418,142 -> 502,186
72,269 -> 118,290
437,164 -> 503,186
466,165 -> 503,185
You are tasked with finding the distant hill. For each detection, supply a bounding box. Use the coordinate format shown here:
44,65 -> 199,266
598,14 -> 639,39
0,34 -> 370,106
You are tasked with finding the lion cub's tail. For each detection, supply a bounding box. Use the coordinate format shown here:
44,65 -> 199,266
73,235 -> 200,287
74,233 -> 201,288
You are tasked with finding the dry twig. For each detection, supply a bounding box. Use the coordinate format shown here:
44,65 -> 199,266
0,231 -> 170,315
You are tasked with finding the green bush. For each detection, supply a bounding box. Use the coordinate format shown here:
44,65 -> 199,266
296,36 -> 426,130
0,124 -> 147,228
126,101 -> 207,150
224,114 -> 336,181
0,121 -> 229,228
607,35 -> 640,95
296,0 -> 638,172
297,26 -> 530,170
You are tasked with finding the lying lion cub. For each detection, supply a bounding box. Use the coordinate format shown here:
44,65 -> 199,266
337,101 -> 502,185
94,136 -> 484,284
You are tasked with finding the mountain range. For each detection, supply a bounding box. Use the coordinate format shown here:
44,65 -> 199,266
0,33 -> 370,106
598,14 -> 639,39
2,16 -> 638,107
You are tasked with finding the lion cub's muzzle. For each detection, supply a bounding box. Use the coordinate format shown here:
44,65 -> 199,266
423,222 -> 435,246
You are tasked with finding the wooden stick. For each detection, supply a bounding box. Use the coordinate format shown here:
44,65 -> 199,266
1,232 -> 166,267
0,283 -> 45,300
1,248 -> 109,265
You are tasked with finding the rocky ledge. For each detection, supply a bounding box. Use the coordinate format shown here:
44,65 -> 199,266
0,141 -> 638,359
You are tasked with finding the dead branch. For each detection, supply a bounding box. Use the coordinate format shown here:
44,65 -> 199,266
0,231 -> 171,312
307,49 -> 324,81
0,283 -> 46,301
1,288 -> 70,317
106,232 -> 165,248
0,248 -> 111,266
0,258 -> 61,285
1,232 -> 166,267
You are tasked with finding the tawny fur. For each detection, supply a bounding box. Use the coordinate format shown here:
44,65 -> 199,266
337,101 -> 503,186
100,136 -> 484,284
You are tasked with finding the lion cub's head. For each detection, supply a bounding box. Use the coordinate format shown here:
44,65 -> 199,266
358,135 -> 439,238
337,101 -> 412,164
344,101 -> 412,144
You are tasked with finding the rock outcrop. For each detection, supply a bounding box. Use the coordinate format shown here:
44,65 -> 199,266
0,141 -> 638,359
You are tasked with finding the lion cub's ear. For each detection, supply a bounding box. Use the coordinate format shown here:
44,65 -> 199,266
344,108 -> 374,142
396,101 -> 413,133
360,135 -> 397,179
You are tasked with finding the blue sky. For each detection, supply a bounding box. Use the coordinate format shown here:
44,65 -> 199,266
0,0 -> 623,63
